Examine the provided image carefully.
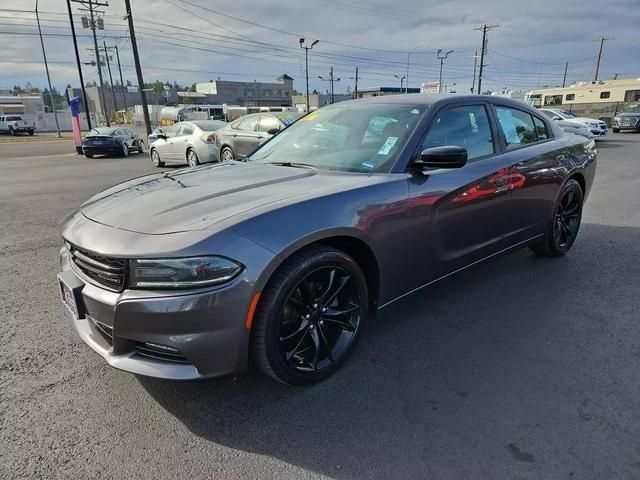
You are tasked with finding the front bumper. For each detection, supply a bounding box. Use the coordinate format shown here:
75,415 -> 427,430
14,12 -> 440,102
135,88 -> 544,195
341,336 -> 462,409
59,246 -> 254,380
590,128 -> 608,136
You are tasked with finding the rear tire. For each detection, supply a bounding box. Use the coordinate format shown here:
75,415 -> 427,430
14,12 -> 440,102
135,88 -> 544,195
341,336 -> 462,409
530,179 -> 583,257
612,128 -> 620,133
150,148 -> 164,167
8,127 -> 14,136
85,153 -> 94,158
138,141 -> 145,154
251,245 -> 368,386
187,148 -> 200,167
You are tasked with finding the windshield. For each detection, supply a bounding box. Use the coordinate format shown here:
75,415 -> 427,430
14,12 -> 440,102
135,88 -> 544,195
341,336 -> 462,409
88,127 -> 117,136
622,104 -> 640,113
248,103 -> 426,173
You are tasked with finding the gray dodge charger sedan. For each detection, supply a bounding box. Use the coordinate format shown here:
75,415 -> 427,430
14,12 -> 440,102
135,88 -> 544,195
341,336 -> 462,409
58,95 -> 597,385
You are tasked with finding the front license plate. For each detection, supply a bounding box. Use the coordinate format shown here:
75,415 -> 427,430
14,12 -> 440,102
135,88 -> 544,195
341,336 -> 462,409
57,272 -> 85,320
622,120 -> 632,126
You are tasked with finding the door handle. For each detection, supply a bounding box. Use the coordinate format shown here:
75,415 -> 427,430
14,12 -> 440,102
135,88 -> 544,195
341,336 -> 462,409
257,136 -> 264,140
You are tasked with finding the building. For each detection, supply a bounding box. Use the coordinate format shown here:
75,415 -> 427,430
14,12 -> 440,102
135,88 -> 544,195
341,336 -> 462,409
355,87 -> 421,99
0,93 -> 44,115
290,93 -> 353,111
193,74 -> 294,107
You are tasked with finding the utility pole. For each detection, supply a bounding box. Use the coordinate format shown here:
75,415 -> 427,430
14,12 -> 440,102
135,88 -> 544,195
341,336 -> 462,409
474,23 -> 499,95
73,0 -> 110,126
318,67 -> 340,104
124,0 -> 151,135
36,0 -> 61,137
436,49 -> 454,93
562,62 -> 568,88
114,45 -> 128,113
299,38 -> 319,113
65,0 -> 91,129
354,66 -> 358,98
102,41 -> 118,117
470,50 -> 479,93
593,36 -> 613,82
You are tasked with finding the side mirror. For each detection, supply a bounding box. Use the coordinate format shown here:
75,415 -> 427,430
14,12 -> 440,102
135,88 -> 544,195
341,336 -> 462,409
552,116 -> 561,121
156,133 -> 167,139
413,146 -> 468,169
267,127 -> 280,135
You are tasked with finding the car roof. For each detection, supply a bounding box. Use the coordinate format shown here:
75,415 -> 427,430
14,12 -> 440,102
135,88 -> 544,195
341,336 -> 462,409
338,93 -> 533,110
88,127 -> 119,135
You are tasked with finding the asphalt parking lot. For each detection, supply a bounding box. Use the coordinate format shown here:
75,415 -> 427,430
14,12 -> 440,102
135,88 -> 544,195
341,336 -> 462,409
1,134 -> 639,479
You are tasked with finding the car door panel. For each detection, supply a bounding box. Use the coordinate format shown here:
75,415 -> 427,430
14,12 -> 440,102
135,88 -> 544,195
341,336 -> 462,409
406,102 -> 515,286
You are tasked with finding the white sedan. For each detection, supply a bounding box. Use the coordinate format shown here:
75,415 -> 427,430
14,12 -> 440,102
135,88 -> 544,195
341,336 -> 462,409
539,108 -> 608,137
148,120 -> 227,168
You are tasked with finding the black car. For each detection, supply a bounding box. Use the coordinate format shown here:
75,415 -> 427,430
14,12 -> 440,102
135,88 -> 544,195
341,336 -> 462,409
82,127 -> 145,158
612,104 -> 640,133
215,112 -> 302,161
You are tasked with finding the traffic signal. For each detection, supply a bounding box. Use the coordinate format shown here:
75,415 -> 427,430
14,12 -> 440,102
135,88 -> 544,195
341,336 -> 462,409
81,16 -> 89,28
96,17 -> 104,30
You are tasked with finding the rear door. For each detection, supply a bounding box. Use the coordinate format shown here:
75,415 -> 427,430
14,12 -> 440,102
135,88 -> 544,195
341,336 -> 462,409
407,101 -> 516,283
492,104 -> 568,240
233,115 -> 261,158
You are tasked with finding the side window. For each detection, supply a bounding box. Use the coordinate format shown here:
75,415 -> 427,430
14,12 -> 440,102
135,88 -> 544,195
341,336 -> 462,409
624,89 -> 640,102
180,124 -> 194,136
257,115 -> 280,133
600,91 -> 610,99
164,124 -> 180,138
237,115 -> 258,132
422,105 -> 494,161
541,110 -> 557,120
113,129 -> 123,136
544,95 -> 563,106
532,116 -> 549,141
566,94 -> 575,101
496,107 -> 538,149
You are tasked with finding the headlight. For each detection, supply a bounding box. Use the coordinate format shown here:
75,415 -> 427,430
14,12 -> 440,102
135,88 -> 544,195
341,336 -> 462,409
129,256 -> 243,289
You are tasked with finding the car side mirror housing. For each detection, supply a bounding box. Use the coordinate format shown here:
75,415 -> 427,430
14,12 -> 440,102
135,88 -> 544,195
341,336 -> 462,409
267,128 -> 280,135
552,116 -> 561,121
413,146 -> 468,169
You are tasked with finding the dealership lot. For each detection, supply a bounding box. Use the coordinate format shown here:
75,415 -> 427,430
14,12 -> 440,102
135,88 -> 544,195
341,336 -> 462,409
1,135 -> 639,479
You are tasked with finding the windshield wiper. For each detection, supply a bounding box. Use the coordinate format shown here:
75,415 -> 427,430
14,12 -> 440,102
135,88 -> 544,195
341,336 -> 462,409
265,161 -> 316,170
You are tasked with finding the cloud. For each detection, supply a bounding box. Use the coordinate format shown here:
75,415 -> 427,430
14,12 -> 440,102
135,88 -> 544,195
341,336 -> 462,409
1,0 -> 638,95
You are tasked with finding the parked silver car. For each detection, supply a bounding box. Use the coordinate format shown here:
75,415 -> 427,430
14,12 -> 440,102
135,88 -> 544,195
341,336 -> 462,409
215,112 -> 302,161
149,120 -> 227,167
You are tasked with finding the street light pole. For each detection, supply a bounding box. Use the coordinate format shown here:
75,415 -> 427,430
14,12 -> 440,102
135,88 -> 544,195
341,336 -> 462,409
299,38 -> 319,113
405,45 -> 423,94
394,74 -> 406,92
436,49 -> 454,93
35,0 -> 61,137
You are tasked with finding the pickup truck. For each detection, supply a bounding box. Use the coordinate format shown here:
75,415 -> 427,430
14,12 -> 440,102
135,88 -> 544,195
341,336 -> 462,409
0,115 -> 35,135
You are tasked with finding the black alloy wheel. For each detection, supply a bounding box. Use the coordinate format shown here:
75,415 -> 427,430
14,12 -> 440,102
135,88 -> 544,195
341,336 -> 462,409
251,245 -> 368,385
531,178 -> 583,257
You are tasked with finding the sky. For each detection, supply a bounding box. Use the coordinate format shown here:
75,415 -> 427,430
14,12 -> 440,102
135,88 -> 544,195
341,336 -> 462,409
1,0 -> 639,96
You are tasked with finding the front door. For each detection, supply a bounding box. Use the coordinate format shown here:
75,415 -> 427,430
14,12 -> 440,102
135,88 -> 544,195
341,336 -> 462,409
407,102 -> 516,285
161,123 -> 183,162
234,115 -> 261,158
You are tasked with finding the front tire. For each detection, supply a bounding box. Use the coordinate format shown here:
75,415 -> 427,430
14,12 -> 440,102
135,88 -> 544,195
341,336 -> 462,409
121,142 -> 129,157
150,148 -> 164,167
85,153 -> 94,158
220,146 -> 235,162
251,245 -> 368,386
137,141 -> 145,154
612,128 -> 620,133
530,179 -> 583,257
8,126 -> 14,136
28,130 -> 34,136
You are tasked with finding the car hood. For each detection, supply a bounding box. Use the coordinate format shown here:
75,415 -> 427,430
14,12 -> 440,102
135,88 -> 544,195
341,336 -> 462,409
80,162 -> 369,234
617,111 -> 640,118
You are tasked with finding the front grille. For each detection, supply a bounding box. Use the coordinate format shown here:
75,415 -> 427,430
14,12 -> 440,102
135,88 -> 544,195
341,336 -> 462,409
69,245 -> 126,291
134,342 -> 190,364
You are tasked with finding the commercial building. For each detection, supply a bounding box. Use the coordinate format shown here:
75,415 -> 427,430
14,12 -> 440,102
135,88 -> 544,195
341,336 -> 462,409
290,93 -> 354,111
193,74 -> 295,107
355,87 -> 421,98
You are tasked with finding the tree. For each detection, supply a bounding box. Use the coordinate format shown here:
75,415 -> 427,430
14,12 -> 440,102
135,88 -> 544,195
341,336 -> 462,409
189,83 -> 197,92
